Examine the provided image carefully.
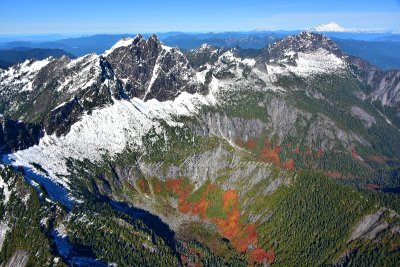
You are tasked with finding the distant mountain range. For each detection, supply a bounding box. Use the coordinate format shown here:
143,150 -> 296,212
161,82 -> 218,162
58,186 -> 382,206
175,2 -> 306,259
0,47 -> 75,68
0,29 -> 400,70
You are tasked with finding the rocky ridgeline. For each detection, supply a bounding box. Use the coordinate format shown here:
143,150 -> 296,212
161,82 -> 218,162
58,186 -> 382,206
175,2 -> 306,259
0,31 -> 398,164
0,116 -> 42,154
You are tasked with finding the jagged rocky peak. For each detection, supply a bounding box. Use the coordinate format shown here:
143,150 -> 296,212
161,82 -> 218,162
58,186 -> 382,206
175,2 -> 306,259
186,43 -> 228,68
104,33 -> 174,67
105,33 -> 206,101
258,31 -> 343,65
42,34 -> 209,136
195,43 -> 225,54
199,43 -> 215,50
274,31 -> 341,55
0,34 -> 209,137
192,43 -> 221,56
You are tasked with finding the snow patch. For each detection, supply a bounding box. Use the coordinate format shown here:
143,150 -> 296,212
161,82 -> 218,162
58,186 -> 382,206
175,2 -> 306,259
267,48 -> 345,78
0,173 -> 12,204
52,100 -> 70,111
0,223 -> 9,251
195,64 -> 210,84
145,61 -> 161,98
242,58 -> 256,66
104,37 -> 135,56
57,54 -> 100,94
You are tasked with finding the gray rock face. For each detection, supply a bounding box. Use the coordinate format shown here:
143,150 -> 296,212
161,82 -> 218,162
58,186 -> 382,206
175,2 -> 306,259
349,56 -> 400,108
112,143 -> 288,199
350,106 -> 376,128
369,70 -> 400,107
4,250 -> 29,267
262,96 -> 367,149
0,117 -> 42,154
0,222 -> 9,252
185,95 -> 368,154
134,145 -> 232,185
262,177 -> 289,196
306,114 -> 370,149
264,96 -> 310,140
191,112 -> 268,142
108,144 -> 289,230
348,209 -> 385,242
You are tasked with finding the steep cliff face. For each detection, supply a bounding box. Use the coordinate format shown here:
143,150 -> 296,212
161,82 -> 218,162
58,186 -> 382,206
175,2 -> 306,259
105,34 -> 206,101
0,117 -> 42,154
348,55 -> 400,114
369,70 -> 400,106
0,32 -> 399,266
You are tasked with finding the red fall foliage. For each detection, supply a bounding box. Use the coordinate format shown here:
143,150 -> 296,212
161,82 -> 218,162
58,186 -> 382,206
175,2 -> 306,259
164,179 -> 275,265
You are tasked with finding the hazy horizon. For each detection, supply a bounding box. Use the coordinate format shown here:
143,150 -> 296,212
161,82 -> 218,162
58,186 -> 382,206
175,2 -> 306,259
0,0 -> 399,35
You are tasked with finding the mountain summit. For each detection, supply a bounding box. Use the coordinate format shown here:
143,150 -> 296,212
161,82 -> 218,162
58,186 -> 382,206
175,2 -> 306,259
311,22 -> 349,32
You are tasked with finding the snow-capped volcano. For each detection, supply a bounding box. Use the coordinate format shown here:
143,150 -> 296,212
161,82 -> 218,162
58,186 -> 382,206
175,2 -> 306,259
311,22 -> 349,32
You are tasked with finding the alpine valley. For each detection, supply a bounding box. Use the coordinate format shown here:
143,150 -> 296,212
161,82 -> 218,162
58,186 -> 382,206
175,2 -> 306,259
0,31 -> 399,266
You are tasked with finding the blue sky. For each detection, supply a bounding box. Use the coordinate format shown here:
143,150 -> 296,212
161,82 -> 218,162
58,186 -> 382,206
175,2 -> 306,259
0,0 -> 399,34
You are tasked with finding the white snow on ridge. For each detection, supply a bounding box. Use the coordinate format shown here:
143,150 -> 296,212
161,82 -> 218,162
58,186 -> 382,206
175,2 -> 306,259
21,58 -> 51,73
0,58 -> 52,92
218,50 -> 237,63
290,49 -> 344,74
196,66 -> 208,84
57,54 -> 101,94
8,92 -> 214,186
161,44 -> 173,52
267,48 -> 345,78
209,47 -> 343,89
65,53 -> 97,69
242,58 -> 256,67
161,43 -> 184,56
0,53 -> 102,96
104,37 -> 135,56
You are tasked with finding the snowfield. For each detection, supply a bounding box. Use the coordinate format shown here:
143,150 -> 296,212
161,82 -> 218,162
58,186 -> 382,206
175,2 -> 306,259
267,48 -> 346,78
0,171 -> 12,204
8,92 -> 214,187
